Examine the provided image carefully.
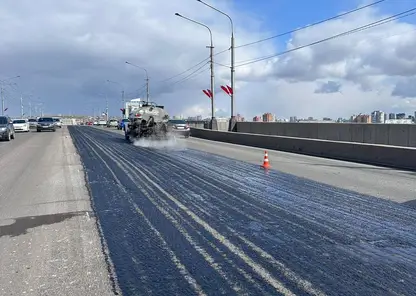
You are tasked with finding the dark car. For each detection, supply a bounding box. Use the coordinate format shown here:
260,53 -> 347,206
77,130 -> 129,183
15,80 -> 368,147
167,119 -> 190,138
37,117 -> 56,132
0,116 -> 15,141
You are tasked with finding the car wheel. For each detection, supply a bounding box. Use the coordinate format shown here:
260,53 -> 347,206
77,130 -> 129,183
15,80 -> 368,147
5,133 -> 11,141
10,132 -> 15,139
37,129 -> 41,132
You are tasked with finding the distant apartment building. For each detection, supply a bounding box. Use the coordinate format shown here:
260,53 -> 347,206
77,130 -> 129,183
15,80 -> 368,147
389,113 -> 396,120
352,114 -> 371,123
396,113 -> 406,119
289,116 -> 297,122
253,116 -> 261,122
262,113 -> 274,122
371,111 -> 385,123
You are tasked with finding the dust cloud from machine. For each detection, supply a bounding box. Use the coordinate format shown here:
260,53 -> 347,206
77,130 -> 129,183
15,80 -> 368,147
132,132 -> 187,151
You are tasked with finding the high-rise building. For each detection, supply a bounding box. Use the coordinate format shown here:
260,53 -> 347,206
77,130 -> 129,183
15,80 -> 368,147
353,114 -> 371,123
262,113 -> 274,122
289,116 -> 297,122
252,116 -> 261,122
371,111 -> 385,123
389,113 -> 396,119
396,113 -> 406,119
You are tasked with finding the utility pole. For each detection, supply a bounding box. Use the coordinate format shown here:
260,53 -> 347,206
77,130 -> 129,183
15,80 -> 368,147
197,0 -> 236,131
20,95 -> 23,117
105,97 -> 109,121
125,62 -> 149,103
1,87 -> 4,116
146,76 -> 149,103
208,41 -> 216,129
29,101 -> 32,118
174,12 -> 217,130
121,90 -> 125,106
230,31 -> 235,128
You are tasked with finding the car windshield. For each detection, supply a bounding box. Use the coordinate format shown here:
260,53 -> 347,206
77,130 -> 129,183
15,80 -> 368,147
28,119 -> 37,122
53,118 -> 61,122
13,120 -> 26,124
169,120 -> 186,124
38,117 -> 54,122
0,117 -> 8,124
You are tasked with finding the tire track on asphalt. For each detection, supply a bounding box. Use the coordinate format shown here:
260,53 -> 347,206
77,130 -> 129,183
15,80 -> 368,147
98,134 -> 392,294
78,128 -> 300,295
71,128 -> 207,295
75,127 -> 416,296
76,127 -> 304,295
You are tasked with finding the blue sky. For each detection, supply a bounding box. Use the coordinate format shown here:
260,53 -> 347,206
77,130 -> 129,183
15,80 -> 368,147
235,0 -> 416,48
2,0 -> 416,117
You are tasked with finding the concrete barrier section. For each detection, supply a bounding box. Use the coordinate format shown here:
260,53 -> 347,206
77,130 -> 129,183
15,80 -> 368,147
236,122 -> 416,147
190,128 -> 416,171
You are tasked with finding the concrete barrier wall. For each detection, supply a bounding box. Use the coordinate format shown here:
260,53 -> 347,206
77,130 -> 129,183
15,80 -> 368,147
236,122 -> 416,147
187,119 -> 230,131
190,128 -> 416,171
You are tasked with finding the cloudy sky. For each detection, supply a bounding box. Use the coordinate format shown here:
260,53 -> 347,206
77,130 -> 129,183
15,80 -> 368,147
1,0 -> 416,120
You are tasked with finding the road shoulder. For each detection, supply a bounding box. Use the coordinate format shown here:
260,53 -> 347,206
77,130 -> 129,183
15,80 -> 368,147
0,127 -> 117,295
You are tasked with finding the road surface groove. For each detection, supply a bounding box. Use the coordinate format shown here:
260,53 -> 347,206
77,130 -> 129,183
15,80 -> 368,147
69,126 -> 416,296
0,128 -> 116,296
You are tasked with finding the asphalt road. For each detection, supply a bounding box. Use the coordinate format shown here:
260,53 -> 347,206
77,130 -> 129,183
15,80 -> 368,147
105,126 -> 416,206
0,128 -> 116,296
182,136 -> 416,206
70,126 -> 416,296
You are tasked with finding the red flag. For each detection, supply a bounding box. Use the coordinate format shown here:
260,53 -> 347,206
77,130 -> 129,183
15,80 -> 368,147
221,85 -> 230,95
226,85 -> 233,95
202,89 -> 211,98
207,89 -> 213,98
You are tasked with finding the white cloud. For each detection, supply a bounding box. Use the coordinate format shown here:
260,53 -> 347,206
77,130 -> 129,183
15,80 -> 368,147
0,0 -> 416,119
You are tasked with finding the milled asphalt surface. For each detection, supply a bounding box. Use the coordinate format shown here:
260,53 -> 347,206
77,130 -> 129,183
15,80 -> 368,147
0,127 -> 117,296
182,136 -> 416,206
70,126 -> 416,296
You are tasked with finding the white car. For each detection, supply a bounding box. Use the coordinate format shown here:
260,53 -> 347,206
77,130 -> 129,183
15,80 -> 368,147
53,118 -> 62,128
13,118 -> 30,132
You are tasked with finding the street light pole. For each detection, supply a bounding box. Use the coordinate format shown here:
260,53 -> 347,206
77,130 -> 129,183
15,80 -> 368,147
196,0 -> 236,131
1,87 -> 4,116
20,95 -> 23,117
175,13 -> 217,130
125,62 -> 150,103
0,75 -> 20,116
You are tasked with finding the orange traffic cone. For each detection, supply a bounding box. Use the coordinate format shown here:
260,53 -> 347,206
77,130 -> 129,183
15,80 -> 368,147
261,150 -> 271,169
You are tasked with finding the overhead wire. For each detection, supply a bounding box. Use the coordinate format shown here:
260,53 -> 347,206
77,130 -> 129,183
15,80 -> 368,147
234,7 -> 416,67
156,57 -> 210,83
159,0 -> 385,83
234,0 -> 387,49
169,62 -> 210,86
